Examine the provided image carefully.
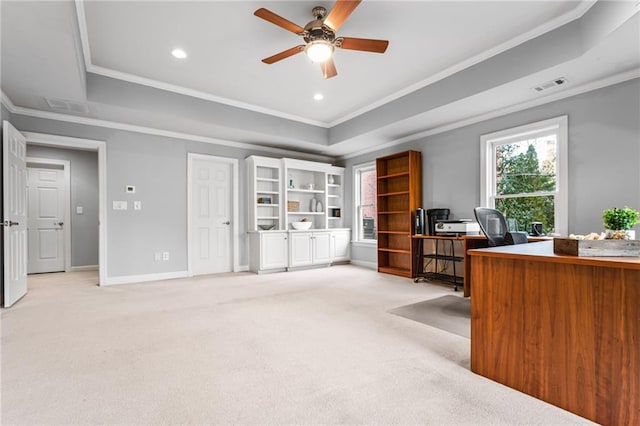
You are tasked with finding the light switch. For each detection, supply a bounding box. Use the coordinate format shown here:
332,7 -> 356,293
113,201 -> 128,210
134,201 -> 142,210
76,206 -> 84,214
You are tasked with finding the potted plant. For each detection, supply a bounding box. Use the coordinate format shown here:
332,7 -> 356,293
602,206 -> 639,239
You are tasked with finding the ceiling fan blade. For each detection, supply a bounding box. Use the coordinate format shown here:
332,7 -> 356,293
254,8 -> 305,34
261,45 -> 305,64
321,57 -> 338,79
338,37 -> 389,53
324,0 -> 362,31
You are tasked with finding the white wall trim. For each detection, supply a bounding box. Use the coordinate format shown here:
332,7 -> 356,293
349,259 -> 377,270
104,270 -> 189,286
2,96 -> 333,163
73,0 -> 327,128
73,0 -> 594,129
3,71 -> 638,163
22,131 -> 107,286
26,157 -> 72,273
338,69 -> 640,160
479,115 -> 568,235
187,153 -> 241,275
70,264 -> 99,272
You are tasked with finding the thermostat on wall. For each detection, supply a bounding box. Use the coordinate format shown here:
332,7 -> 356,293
126,185 -> 136,193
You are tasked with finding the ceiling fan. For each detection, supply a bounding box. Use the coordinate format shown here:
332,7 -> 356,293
254,0 -> 389,79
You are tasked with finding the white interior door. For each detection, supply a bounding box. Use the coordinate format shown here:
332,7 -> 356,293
2,121 -> 28,307
190,157 -> 233,275
27,167 -> 65,273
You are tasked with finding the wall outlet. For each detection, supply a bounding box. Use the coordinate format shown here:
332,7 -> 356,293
162,251 -> 169,261
126,185 -> 136,193
134,201 -> 142,210
76,206 -> 84,214
154,252 -> 161,261
113,201 -> 127,210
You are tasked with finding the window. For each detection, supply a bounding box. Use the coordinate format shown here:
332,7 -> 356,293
353,162 -> 377,243
480,116 -> 568,235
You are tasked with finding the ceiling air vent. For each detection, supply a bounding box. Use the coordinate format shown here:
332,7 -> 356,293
533,77 -> 567,92
44,97 -> 90,114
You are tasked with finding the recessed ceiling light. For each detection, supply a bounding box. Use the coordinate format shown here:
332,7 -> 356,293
313,93 -> 324,101
171,48 -> 187,59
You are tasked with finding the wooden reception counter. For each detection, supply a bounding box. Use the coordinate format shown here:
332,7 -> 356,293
469,240 -> 639,425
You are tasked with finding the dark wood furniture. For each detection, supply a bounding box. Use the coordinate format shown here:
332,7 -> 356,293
376,151 -> 422,278
469,241 -> 640,426
413,235 -> 547,297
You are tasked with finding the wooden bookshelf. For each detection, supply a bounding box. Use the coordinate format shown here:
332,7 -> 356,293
376,150 -> 422,278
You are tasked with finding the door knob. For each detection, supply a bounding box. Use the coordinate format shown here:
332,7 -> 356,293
1,220 -> 19,226
222,221 -> 231,225
57,222 -> 64,226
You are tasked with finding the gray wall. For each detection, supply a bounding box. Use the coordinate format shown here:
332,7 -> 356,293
343,78 -> 640,264
6,115 -> 316,278
26,145 -> 99,267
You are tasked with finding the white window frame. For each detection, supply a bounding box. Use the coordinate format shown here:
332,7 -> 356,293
353,161 -> 377,245
480,116 -> 568,235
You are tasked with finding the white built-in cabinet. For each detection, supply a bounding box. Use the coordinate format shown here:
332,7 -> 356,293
289,231 -> 332,268
246,155 -> 350,273
248,231 -> 288,273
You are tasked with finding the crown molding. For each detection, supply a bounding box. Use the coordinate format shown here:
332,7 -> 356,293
328,1 -> 596,127
5,69 -> 637,162
74,0 -> 329,129
338,69 -> 640,160
1,93 -> 334,163
74,0 -> 595,130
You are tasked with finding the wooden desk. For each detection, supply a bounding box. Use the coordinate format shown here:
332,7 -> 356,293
469,241 -> 640,425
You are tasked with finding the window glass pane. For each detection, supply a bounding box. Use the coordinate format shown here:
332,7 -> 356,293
359,168 -> 377,240
496,135 -> 557,196
496,195 -> 555,235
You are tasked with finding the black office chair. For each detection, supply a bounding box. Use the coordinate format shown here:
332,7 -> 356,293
473,207 -> 528,247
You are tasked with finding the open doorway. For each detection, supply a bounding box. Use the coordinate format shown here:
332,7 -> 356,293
23,131 -> 107,287
26,147 -> 99,285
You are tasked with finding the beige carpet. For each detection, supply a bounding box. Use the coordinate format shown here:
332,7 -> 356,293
1,266 -> 592,425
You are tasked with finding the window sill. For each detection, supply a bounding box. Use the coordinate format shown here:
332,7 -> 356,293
352,241 -> 377,248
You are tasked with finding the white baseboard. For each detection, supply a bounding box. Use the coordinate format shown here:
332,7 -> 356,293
103,270 -> 189,286
349,259 -> 377,270
236,264 -> 249,272
70,265 -> 99,272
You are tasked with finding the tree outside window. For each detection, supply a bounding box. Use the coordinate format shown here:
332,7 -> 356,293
495,137 -> 557,234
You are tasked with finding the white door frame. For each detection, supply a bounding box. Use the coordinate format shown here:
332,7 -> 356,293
22,132 -> 107,286
26,157 -> 72,273
187,153 -> 240,275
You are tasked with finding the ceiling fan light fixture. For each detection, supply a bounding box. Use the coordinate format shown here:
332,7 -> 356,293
305,41 -> 334,63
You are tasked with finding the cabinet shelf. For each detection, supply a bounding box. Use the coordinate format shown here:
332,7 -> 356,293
378,172 -> 409,179
288,188 -> 325,194
287,211 -> 325,215
257,203 -> 279,207
378,191 -> 410,197
257,216 -> 279,220
257,177 -> 279,182
378,231 -> 409,235
378,248 -> 411,254
257,190 -> 279,195
327,184 -> 341,188
378,211 -> 407,215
